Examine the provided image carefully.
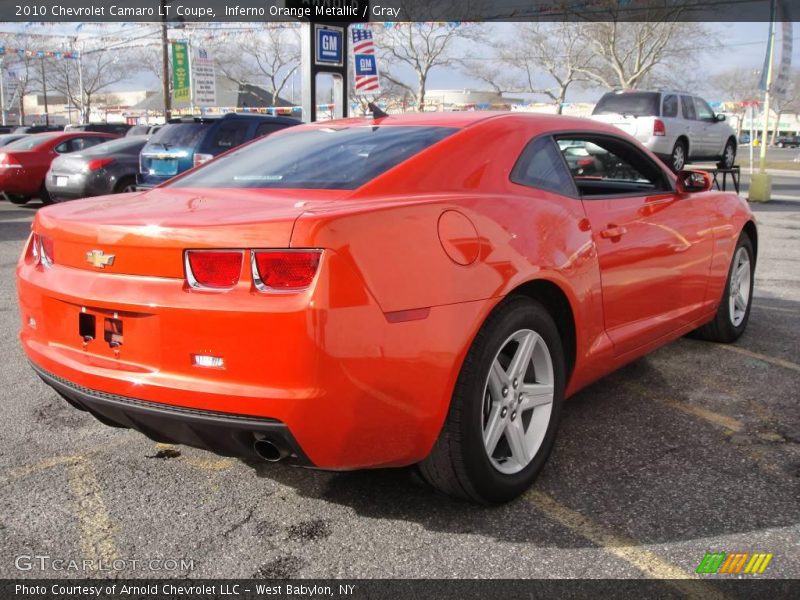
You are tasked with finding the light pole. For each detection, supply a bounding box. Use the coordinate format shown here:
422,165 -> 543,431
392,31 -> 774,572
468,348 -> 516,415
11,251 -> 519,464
161,0 -> 172,121
40,56 -> 49,127
0,57 -> 6,126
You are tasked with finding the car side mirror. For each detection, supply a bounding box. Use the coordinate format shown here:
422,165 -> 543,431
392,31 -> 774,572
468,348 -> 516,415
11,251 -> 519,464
715,113 -> 726,122
676,169 -> 712,194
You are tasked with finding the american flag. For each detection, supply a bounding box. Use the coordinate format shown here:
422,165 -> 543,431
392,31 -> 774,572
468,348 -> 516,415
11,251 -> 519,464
352,26 -> 380,94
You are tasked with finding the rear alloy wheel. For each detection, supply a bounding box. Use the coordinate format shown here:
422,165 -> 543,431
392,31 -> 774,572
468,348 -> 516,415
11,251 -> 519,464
692,233 -> 754,343
115,178 -> 137,194
718,139 -> 737,169
419,297 -> 565,504
670,140 -> 687,172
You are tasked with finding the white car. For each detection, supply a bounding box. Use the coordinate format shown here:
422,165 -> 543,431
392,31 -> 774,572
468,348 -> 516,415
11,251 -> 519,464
589,90 -> 738,172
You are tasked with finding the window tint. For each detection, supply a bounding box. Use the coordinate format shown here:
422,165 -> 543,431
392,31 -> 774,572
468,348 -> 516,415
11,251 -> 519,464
592,92 -> 660,117
170,126 -> 457,190
6,134 -> 59,150
511,136 -> 575,195
54,141 -> 70,153
149,122 -> 209,148
83,137 -> 147,155
680,96 -> 696,120
694,97 -> 715,121
556,135 -> 670,197
208,121 -> 250,150
662,95 -> 678,118
74,137 -> 104,151
255,122 -> 288,138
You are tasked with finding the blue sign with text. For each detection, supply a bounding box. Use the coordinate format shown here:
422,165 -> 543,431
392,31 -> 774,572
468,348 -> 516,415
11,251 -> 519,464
354,54 -> 377,77
316,26 -> 343,67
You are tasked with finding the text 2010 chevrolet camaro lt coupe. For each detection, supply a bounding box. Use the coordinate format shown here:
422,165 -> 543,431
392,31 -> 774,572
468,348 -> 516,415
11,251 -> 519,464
17,112 -> 756,503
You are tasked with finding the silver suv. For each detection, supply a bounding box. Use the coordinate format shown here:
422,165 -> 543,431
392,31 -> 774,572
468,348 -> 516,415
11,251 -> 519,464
589,90 -> 737,172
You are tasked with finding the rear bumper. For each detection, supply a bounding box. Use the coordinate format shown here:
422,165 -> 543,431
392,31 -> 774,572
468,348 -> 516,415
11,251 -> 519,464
17,249 -> 488,469
32,362 -> 311,465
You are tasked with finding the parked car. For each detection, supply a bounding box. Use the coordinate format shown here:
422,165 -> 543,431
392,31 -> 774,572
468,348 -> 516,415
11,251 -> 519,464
0,131 -> 117,204
64,123 -> 132,136
17,112 -> 757,504
0,133 -> 29,147
774,135 -> 800,148
739,132 -> 751,145
137,113 -> 300,188
590,90 -> 738,172
45,136 -> 149,203
126,124 -> 162,137
14,125 -> 64,134
0,126 -> 14,134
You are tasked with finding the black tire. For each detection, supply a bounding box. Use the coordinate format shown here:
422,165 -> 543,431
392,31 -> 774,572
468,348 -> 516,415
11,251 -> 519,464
114,177 -> 136,194
38,184 -> 52,206
6,194 -> 29,205
717,138 -> 737,169
670,139 -> 687,172
777,142 -> 784,148
419,296 -> 566,504
692,233 -> 755,343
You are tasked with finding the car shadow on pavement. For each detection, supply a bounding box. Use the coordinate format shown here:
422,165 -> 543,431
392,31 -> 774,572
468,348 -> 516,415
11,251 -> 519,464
242,324 -> 800,548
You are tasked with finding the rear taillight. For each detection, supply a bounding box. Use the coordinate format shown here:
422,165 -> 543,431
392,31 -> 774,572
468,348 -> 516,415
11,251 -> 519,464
30,232 -> 54,266
252,250 -> 321,292
653,119 -> 666,136
85,158 -> 113,171
185,250 -> 243,289
193,153 -> 213,168
0,152 -> 22,169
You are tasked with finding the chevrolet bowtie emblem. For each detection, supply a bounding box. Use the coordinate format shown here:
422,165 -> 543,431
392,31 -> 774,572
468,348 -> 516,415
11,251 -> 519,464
86,250 -> 115,268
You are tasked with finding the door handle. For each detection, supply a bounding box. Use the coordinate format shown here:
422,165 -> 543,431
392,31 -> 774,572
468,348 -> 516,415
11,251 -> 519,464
600,225 -> 627,239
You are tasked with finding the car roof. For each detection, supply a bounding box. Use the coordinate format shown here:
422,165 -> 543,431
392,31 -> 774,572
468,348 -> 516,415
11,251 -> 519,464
301,111 -> 628,137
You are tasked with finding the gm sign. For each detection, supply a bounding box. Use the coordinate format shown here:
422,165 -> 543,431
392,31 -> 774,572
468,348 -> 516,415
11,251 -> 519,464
315,24 -> 344,67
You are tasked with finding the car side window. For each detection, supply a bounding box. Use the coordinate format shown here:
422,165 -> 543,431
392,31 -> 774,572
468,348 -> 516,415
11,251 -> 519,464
694,97 -> 715,121
76,137 -> 103,151
555,135 -> 671,197
662,95 -> 678,118
510,136 -> 576,196
680,96 -> 696,120
255,123 -> 287,138
54,141 -> 70,153
208,122 -> 250,150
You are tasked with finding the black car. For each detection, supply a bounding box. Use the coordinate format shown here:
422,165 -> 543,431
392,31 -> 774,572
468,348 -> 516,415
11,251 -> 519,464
65,122 -> 132,136
774,135 -> 800,148
138,113 -> 300,188
45,136 -> 149,202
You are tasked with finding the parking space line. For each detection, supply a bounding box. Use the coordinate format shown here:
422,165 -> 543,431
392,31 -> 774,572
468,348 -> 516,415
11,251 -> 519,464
526,490 -> 726,598
624,382 -> 745,433
67,457 -> 119,564
661,400 -> 744,432
717,345 -> 800,373
0,454 -> 81,486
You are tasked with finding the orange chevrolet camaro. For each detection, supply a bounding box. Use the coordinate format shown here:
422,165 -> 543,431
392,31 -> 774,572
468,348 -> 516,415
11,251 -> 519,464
17,112 -> 756,503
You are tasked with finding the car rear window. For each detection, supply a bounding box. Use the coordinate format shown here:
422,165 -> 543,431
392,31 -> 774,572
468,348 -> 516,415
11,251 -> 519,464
82,137 -> 147,155
148,122 -> 210,148
5,134 -> 58,150
592,92 -> 661,117
169,125 -> 457,190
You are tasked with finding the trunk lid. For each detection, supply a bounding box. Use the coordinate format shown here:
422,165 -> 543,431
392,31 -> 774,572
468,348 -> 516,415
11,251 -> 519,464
35,187 -> 350,278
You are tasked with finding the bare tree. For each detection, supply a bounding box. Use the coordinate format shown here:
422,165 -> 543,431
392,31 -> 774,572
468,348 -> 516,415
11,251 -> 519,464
574,17 -> 713,91
710,67 -> 761,138
769,70 -> 800,143
0,34 -> 39,125
208,26 -> 300,102
47,46 -> 132,122
466,23 -> 595,114
377,23 -> 478,111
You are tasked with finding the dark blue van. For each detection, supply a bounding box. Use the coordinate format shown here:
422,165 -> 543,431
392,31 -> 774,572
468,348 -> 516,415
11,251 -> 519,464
138,113 -> 300,188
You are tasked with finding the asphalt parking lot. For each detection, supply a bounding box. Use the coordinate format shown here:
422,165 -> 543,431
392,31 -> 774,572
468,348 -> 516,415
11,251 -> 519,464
0,173 -> 798,586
